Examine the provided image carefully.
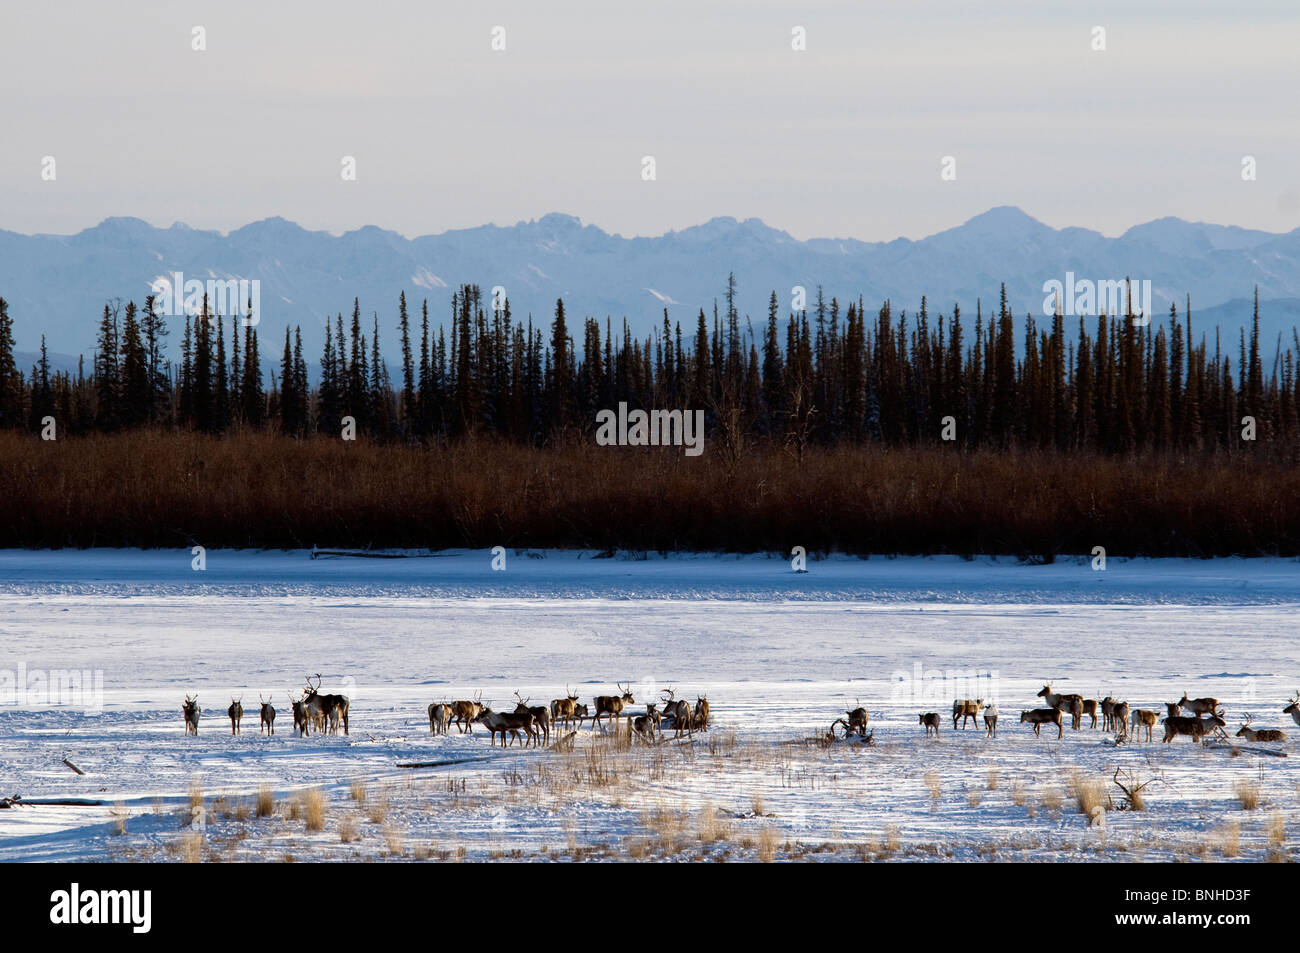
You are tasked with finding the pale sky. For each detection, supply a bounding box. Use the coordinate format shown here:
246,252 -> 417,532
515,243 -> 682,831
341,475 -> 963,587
2,0 -> 1297,241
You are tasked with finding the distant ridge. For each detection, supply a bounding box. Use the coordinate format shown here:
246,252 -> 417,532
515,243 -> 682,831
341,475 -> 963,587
3,207 -> 1299,361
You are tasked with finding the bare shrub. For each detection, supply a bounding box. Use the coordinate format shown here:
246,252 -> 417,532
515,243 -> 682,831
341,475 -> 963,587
8,433 -> 1299,557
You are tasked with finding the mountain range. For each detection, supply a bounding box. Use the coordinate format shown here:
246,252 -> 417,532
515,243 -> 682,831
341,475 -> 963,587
4,207 -> 1300,369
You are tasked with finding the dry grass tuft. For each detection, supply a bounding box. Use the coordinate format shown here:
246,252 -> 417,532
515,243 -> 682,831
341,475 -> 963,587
256,786 -> 275,818
1268,813 -> 1286,849
302,789 -> 327,832
339,816 -> 360,843
366,789 -> 389,824
1071,774 -> 1108,820
697,803 -> 728,843
1235,779 -> 1261,811
1215,820 -> 1241,858
924,771 -> 942,800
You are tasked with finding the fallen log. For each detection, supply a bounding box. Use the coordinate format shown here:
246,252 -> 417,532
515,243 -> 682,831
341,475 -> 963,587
2,796 -> 107,807
396,756 -> 492,769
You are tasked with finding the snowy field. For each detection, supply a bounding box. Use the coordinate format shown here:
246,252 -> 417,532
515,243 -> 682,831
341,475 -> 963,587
0,549 -> 1297,863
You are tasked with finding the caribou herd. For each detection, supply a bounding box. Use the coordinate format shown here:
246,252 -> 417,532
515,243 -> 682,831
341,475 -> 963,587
179,675 -> 351,737
909,684 -> 1298,745
179,677 -> 710,748
179,674 -> 1299,752
423,685 -> 711,748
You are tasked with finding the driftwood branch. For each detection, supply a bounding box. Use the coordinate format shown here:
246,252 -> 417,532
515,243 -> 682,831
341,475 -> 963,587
549,730 -> 578,752
396,756 -> 492,769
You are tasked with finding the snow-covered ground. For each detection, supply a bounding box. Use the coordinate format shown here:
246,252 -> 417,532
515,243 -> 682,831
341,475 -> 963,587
0,549 -> 1296,862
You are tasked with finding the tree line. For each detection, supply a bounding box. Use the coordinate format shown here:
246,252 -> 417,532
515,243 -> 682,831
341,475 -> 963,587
0,278 -> 1296,458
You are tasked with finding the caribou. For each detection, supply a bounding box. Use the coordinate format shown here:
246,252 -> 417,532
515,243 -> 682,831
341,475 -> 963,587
1283,692 -> 1300,727
952,698 -> 982,730
1130,709 -> 1158,742
514,693 -> 551,746
451,693 -> 484,734
644,702 -> 662,737
302,674 -> 350,735
227,696 -> 243,736
984,702 -> 998,737
590,681 -> 634,733
1100,696 -> 1117,732
919,712 -> 941,736
1080,698 -> 1099,729
1236,715 -> 1287,743
659,688 -> 692,737
845,702 -> 869,736
289,692 -> 309,736
428,702 -> 450,735
631,710 -> 658,744
1020,708 -> 1063,739
259,695 -> 275,736
1178,693 -> 1220,718
474,707 -> 537,747
182,695 -> 200,735
1037,684 -> 1085,730
551,687 -> 581,732
1111,701 -> 1130,740
1162,709 -> 1226,743
693,696 -> 710,732
593,683 -> 636,733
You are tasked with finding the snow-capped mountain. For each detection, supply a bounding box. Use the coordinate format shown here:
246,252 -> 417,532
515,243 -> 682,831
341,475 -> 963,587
3,207 -> 1299,362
